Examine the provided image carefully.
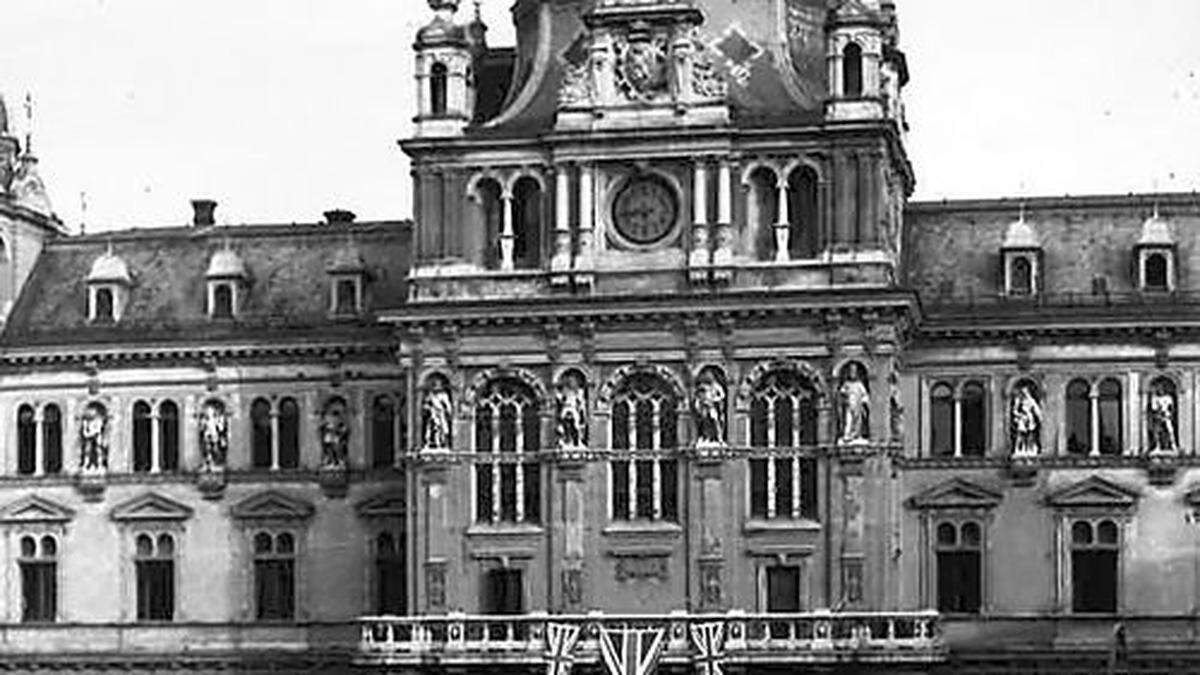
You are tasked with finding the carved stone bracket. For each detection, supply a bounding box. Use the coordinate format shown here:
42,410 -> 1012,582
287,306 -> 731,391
580,321 -> 597,365
318,464 -> 350,499
1145,454 -> 1179,487
441,325 -> 461,369
196,465 -> 227,500
1007,456 -> 1038,487
75,470 -> 106,503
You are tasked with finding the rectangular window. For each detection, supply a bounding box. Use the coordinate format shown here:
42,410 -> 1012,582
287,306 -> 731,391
255,559 -> 296,620
936,551 -> 981,613
483,569 -> 523,615
610,459 -> 678,522
136,560 -> 174,621
375,558 -> 406,615
1072,550 -> 1118,613
20,562 -> 56,622
749,457 -> 818,520
766,565 -> 801,612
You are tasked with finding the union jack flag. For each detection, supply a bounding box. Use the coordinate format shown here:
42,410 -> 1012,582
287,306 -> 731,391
598,625 -> 667,675
544,622 -> 582,675
690,621 -> 727,675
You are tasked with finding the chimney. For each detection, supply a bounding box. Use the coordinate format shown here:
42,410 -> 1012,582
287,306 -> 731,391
191,199 -> 217,226
323,209 -> 356,225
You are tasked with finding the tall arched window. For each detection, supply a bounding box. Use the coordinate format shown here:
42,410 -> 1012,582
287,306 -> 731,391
475,378 -> 541,524
430,62 -> 448,116
747,167 -> 780,261
159,400 -> 180,471
843,42 -> 863,98
374,532 -> 406,615
17,404 -> 36,475
135,533 -> 175,621
930,383 -> 954,457
133,401 -> 153,472
1010,257 -> 1033,296
278,398 -> 300,469
1071,519 -> 1118,613
1065,379 -> 1091,456
960,382 -> 986,457
748,370 -> 818,520
512,177 -> 543,270
476,179 -> 504,270
212,284 -> 234,319
372,395 -> 397,469
254,532 -> 296,621
787,166 -> 820,259
19,534 -> 57,622
42,405 -> 62,475
251,398 -> 273,469
1144,253 -> 1169,290
610,373 -> 679,522
94,287 -> 115,322
1098,379 -> 1122,455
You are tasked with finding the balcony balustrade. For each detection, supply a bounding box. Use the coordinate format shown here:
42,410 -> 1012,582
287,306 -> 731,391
357,609 -> 945,667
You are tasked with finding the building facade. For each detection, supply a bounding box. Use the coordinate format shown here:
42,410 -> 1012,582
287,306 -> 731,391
0,0 -> 1197,673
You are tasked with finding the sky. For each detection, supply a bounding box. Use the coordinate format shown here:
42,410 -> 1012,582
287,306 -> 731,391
0,0 -> 1197,232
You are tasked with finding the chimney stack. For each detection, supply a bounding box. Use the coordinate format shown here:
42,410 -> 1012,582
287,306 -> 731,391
191,199 -> 217,226
323,209 -> 356,225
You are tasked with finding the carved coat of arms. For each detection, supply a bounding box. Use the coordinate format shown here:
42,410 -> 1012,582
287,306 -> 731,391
616,36 -> 668,100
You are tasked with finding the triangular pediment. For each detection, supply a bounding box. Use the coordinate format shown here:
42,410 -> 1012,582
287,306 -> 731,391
0,495 -> 76,524
356,491 -> 407,519
110,492 -> 194,522
1046,476 -> 1138,509
907,478 -> 1003,510
232,490 -> 314,521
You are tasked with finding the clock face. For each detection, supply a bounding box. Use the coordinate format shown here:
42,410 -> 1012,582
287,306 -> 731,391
613,177 -> 678,245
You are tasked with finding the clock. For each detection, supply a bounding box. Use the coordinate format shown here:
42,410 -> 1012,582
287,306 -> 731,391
612,176 -> 678,245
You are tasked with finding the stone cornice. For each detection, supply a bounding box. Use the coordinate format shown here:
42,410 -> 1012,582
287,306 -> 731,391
0,340 -> 395,369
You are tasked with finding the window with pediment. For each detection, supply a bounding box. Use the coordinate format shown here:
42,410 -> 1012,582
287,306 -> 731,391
135,532 -> 175,621
908,477 -> 1001,614
254,531 -> 296,621
18,534 -> 57,622
610,372 -> 679,522
1047,476 -> 1135,614
748,369 -> 818,520
357,492 -> 406,616
232,491 -> 313,623
475,378 -> 540,525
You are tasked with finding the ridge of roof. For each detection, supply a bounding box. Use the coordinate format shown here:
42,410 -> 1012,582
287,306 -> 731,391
907,191 -> 1200,214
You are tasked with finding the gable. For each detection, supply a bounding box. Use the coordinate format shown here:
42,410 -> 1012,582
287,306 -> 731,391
356,491 -> 406,519
907,478 -> 1003,511
1046,475 -> 1138,509
0,495 -> 75,524
110,492 -> 194,522
232,490 -> 315,521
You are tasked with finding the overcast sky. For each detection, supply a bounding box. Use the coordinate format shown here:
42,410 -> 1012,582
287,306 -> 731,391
1,0 -> 1197,231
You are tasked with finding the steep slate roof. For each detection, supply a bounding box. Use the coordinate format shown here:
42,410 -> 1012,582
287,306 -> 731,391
904,192 -> 1200,302
2,220 -> 412,348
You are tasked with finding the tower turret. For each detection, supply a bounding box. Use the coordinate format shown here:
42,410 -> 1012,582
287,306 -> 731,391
825,0 -> 907,126
413,0 -> 475,137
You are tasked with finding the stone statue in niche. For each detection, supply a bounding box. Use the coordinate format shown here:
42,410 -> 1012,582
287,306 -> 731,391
422,378 -> 453,451
693,372 -> 726,447
79,402 -> 109,472
199,400 -> 228,469
1009,383 -> 1043,457
556,372 -> 588,449
838,363 -> 870,444
320,398 -> 350,467
1148,381 -> 1178,454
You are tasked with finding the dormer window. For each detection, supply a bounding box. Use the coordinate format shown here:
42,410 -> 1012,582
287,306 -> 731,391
1000,212 -> 1041,298
1135,209 -> 1175,293
86,249 -> 132,323
332,277 -> 361,315
205,248 -> 248,320
327,240 -> 367,316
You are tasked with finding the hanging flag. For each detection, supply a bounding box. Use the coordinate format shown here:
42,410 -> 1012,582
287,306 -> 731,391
598,625 -> 667,675
545,622 -> 582,675
690,621 -> 727,675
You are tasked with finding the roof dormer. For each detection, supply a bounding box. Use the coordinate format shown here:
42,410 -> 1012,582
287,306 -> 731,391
86,248 -> 131,323
205,248 -> 248,319
327,240 -> 367,316
1135,208 -> 1175,293
1000,210 -> 1041,297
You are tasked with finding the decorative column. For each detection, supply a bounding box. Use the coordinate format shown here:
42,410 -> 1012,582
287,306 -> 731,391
952,392 -> 963,459
712,160 -> 734,278
774,178 -> 791,262
551,166 -> 572,280
499,191 -> 516,271
270,410 -> 281,471
1090,390 -> 1101,457
575,165 -> 595,284
688,159 -> 711,282
557,459 -> 587,611
150,410 -> 161,473
33,410 -> 44,477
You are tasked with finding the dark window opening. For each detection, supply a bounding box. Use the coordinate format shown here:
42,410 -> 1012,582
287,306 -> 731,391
787,167 -> 820,259
42,405 -> 62,474
483,568 -> 523,615
372,395 -> 397,468
251,398 -> 273,469
19,536 -> 56,623
930,383 -> 954,457
17,405 -> 36,476
1098,379 -> 1122,455
1065,379 -> 1091,456
960,382 -> 987,457
212,284 -> 234,318
135,534 -> 174,622
255,532 -> 296,621
1009,257 -> 1033,296
159,401 -> 180,471
1144,253 -> 1169,290
766,566 -> 801,613
334,278 -> 358,314
843,43 -> 863,98
278,398 -> 300,469
1071,520 -> 1118,613
133,401 -> 152,472
94,287 -> 115,322
430,63 -> 448,116
749,167 -> 780,261
935,521 -> 982,614
375,532 -> 406,615
512,177 -> 543,270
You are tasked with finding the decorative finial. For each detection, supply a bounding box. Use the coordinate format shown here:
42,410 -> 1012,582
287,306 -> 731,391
80,191 -> 88,235
474,0 -> 482,21
23,92 -> 33,155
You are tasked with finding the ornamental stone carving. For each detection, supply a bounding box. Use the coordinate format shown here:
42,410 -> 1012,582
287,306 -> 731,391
199,399 -> 229,469
79,402 -> 109,473
556,371 -> 589,450
838,362 -> 870,444
422,375 -> 453,451
1009,382 -> 1042,458
320,397 -> 350,468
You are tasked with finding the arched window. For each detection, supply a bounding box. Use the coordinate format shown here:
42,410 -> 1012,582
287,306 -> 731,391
1071,519 -> 1118,613
17,405 -> 36,475
374,532 -> 406,615
935,521 -> 982,614
476,178 -> 504,270
94,287 -> 115,322
960,382 -> 986,457
212,283 -> 234,319
747,167 -> 780,261
133,401 -> 153,472
512,177 -> 543,270
19,534 -> 57,622
135,532 -> 174,621
334,278 -> 359,314
930,383 -> 954,457
278,398 -> 300,469
42,405 -> 62,475
251,398 -> 273,469
1065,379 -> 1091,456
843,42 -> 863,98
748,370 -> 818,520
787,166 -> 820,259
430,62 -> 448,116
475,378 -> 541,524
610,372 -> 679,522
1010,257 -> 1032,296
372,395 -> 397,469
254,531 -> 296,621
1098,379 -> 1122,456
1144,253 -> 1169,290
159,401 -> 180,471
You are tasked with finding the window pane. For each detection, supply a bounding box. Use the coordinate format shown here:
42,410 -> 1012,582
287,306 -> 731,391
522,461 -> 540,523
42,405 -> 62,474
17,406 -> 36,476
251,399 -> 273,468
1073,550 -> 1117,613
1097,520 -> 1118,545
499,463 -> 518,522
133,401 -> 152,472
635,459 -> 654,519
137,560 -> 174,621
799,458 -> 818,520
21,562 -> 56,622
961,383 -> 986,456
961,522 -> 981,548
773,457 -> 793,519
1072,521 -> 1093,545
475,464 -> 494,523
766,566 -> 801,613
749,459 -> 767,518
256,560 -> 295,620
774,397 -> 794,449
278,399 -> 300,469
660,459 -> 678,522
372,396 -> 396,468
1065,380 -> 1090,455
611,461 -> 629,520
20,536 -> 35,558
1098,380 -> 1122,455
254,532 -> 273,555
930,385 -> 953,457
750,400 -> 769,448
612,402 -> 630,451
159,401 -> 180,471
936,522 -> 957,547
